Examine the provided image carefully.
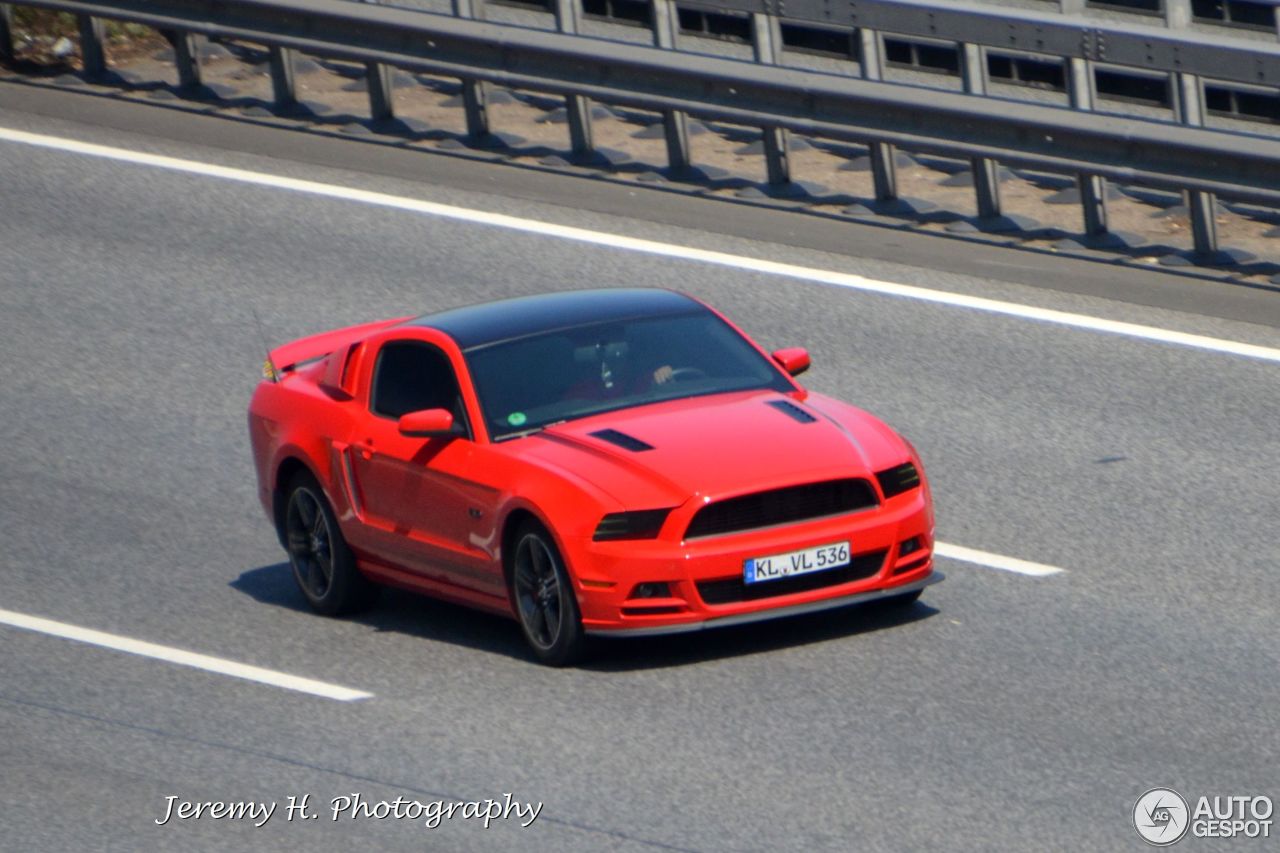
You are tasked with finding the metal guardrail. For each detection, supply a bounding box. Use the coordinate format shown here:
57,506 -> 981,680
7,0 -> 1280,259
677,0 -> 1280,87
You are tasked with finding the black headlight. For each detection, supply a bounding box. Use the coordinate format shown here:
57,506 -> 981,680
876,462 -> 920,499
592,509 -> 672,541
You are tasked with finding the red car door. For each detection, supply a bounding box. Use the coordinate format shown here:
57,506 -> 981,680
344,338 -> 501,595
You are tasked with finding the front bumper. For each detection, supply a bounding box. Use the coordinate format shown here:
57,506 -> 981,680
572,488 -> 937,634
585,569 -> 943,636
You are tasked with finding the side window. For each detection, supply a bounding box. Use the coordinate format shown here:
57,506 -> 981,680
370,341 -> 468,432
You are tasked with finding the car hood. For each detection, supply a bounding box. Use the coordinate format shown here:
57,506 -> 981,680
520,389 -> 908,509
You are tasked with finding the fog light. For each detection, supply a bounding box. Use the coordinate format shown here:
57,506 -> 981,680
631,582 -> 671,599
899,537 -> 921,557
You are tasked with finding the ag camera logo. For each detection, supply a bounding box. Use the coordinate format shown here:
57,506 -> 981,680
1134,788 -> 1190,846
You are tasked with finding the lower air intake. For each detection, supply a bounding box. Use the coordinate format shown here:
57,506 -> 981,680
697,550 -> 888,605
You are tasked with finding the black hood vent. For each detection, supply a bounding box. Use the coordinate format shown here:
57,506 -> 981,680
767,399 -> 817,423
590,428 -> 654,452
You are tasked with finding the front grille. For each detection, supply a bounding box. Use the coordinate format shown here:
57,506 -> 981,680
685,478 -> 878,538
697,549 -> 888,605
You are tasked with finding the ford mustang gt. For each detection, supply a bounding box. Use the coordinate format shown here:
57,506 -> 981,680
248,288 -> 939,664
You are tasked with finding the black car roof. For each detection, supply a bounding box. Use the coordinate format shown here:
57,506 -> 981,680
409,288 -> 703,350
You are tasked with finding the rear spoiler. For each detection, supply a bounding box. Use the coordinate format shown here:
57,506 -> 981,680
266,316 -> 412,380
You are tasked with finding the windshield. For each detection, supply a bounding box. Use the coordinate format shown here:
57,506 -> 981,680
465,310 -> 794,440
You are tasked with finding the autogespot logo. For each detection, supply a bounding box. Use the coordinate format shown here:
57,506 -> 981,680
1134,788 -> 1191,846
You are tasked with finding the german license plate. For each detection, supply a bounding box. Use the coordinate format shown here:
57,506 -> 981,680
744,541 -> 851,584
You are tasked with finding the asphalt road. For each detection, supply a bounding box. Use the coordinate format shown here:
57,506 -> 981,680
1,87 -> 1277,851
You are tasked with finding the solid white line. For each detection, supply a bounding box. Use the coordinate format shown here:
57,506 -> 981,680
2,126 -> 1280,365
0,608 -> 373,701
934,542 -> 1064,576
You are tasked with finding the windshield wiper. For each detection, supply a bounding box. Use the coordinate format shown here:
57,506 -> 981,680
495,419 -> 567,442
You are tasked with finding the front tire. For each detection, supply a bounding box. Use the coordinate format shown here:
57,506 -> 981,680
510,522 -> 586,666
282,472 -> 375,616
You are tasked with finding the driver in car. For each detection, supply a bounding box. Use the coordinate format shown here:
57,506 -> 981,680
570,340 -> 676,399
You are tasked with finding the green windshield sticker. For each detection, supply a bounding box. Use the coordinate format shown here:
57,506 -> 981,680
507,412 -> 528,427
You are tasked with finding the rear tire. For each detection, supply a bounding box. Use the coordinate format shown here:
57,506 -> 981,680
282,472 -> 376,616
509,521 -> 586,666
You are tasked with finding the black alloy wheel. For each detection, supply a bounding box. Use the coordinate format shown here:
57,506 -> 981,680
283,472 -> 375,615
511,523 -> 585,666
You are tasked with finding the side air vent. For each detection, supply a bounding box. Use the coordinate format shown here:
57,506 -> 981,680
876,462 -> 921,499
685,478 -> 878,538
590,428 -> 654,452
766,399 -> 817,423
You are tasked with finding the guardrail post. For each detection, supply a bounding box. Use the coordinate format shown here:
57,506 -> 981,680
360,0 -> 396,121
1165,0 -> 1193,28
172,32 -> 203,89
1,4 -> 14,66
365,60 -> 395,121
960,42 -> 1002,220
858,29 -> 898,202
1174,72 -> 1220,256
650,0 -> 690,174
1067,57 -> 1109,236
77,15 -> 106,78
751,13 -> 791,187
269,46 -> 297,108
1166,0 -> 1219,258
452,0 -> 490,139
555,0 -> 594,157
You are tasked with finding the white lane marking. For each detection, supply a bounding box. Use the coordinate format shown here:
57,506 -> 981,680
2,126 -> 1280,365
0,608 -> 373,701
934,543 -> 1064,576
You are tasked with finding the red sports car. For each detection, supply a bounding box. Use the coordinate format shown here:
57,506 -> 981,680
248,288 -> 939,664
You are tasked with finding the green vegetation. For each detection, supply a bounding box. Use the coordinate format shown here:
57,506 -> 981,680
11,8 -> 77,33
11,8 -> 154,43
